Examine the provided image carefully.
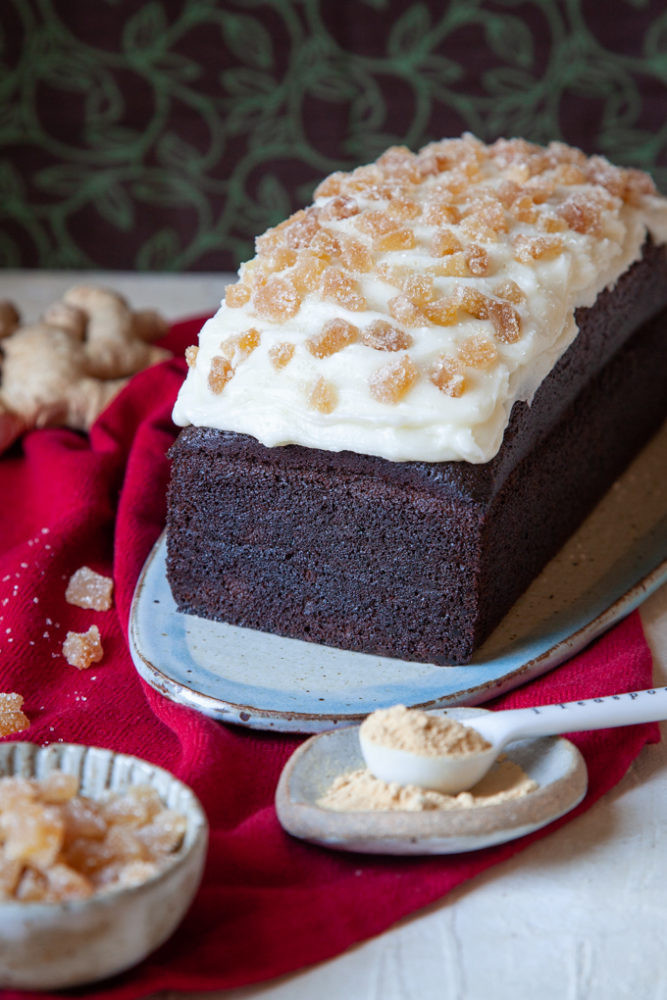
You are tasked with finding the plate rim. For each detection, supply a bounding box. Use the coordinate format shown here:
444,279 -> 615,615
129,532 -> 667,732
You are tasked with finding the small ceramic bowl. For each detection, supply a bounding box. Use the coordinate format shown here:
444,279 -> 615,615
0,741 -> 208,990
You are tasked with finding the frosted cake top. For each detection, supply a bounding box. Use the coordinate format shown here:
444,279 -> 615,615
173,134 -> 667,463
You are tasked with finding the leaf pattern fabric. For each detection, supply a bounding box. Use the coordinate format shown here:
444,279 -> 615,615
1,0 -> 665,271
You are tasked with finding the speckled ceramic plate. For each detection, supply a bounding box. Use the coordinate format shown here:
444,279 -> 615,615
275,708 -> 588,854
129,422 -> 667,734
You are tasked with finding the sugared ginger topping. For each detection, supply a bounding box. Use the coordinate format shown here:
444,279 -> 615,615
208,356 -> 233,394
62,625 -> 104,670
308,376 -> 338,413
268,342 -> 295,369
220,328 -> 261,362
361,320 -> 412,352
65,566 -> 114,612
307,318 -> 358,358
0,693 -> 30,737
430,356 -> 466,397
207,134 -> 659,410
369,355 -> 419,404
458,335 -> 498,368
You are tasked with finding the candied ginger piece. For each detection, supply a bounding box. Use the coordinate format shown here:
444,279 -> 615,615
102,784 -> 162,828
584,155 -> 626,198
40,770 -> 78,804
308,377 -> 338,414
422,297 -> 459,327
62,795 -> 108,843
458,335 -> 498,368
15,866 -> 49,902
105,824 -> 149,863
268,342 -> 295,369
0,775 -> 37,809
388,294 -> 424,327
0,693 -> 30,737
253,275 -> 301,321
494,279 -> 525,304
488,300 -> 522,344
375,227 -> 416,252
291,254 -> 327,293
424,197 -> 459,226
427,252 -> 470,277
224,282 -> 251,308
306,318 -> 358,358
137,809 -> 187,857
386,197 -> 421,221
513,234 -> 563,263
0,851 -> 22,899
64,835 -> 115,876
185,345 -> 198,367
539,213 -> 568,233
260,246 -> 297,273
320,268 -> 366,311
310,229 -> 342,260
0,800 -> 64,866
465,243 -> 490,276
314,171 -> 345,199
338,236 -> 373,273
377,144 -> 417,177
361,320 -> 412,352
430,229 -> 462,257
65,566 -> 114,612
429,356 -> 466,397
319,195 -> 360,221
550,162 -> 586,186
45,862 -> 94,902
557,193 -> 603,236
511,195 -> 538,225
220,328 -> 261,364
619,167 -> 656,205
284,208 -> 321,250
369,355 -> 419,404
460,213 -> 499,243
456,286 -> 489,320
114,860 -> 159,888
402,273 -> 435,305
355,210 -> 399,238
208,356 -> 233,394
62,625 -> 104,670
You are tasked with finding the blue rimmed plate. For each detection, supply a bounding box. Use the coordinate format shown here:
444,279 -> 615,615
129,422 -> 667,733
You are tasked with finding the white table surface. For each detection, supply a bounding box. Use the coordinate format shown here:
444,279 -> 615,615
2,270 -> 667,1000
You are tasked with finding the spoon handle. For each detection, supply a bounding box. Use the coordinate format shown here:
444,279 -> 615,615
482,686 -> 667,745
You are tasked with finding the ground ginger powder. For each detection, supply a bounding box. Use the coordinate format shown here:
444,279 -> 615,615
318,758 -> 537,812
319,704 -> 537,813
360,704 -> 491,757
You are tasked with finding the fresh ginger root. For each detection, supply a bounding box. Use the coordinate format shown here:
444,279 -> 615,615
0,286 -> 170,454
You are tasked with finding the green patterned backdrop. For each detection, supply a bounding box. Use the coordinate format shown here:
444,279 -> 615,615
1,0 -> 666,271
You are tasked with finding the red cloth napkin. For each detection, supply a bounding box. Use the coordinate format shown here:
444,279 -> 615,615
0,316 -> 659,999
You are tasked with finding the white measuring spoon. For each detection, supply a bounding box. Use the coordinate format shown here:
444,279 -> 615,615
360,687 -> 667,794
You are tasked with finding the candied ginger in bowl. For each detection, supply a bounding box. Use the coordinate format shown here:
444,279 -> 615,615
0,742 -> 208,989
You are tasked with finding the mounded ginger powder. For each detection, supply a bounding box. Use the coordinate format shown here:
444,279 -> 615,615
318,705 -> 537,812
318,758 -> 537,813
360,704 -> 491,757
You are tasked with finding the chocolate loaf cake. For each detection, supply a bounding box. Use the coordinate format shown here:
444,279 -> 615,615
166,135 -> 667,665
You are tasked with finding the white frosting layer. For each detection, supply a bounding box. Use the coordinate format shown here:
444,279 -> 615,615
173,143 -> 667,464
